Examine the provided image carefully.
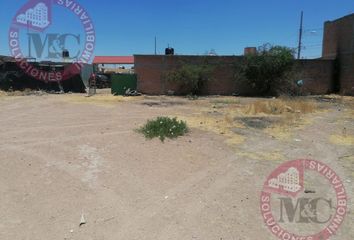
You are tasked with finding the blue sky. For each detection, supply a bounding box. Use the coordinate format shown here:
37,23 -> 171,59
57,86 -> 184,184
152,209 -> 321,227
1,0 -> 353,59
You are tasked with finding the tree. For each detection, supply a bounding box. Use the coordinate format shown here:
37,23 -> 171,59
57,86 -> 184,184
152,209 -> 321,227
235,44 -> 296,96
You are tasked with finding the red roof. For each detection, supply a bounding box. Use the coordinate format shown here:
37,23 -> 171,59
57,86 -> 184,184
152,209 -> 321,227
93,56 -> 134,64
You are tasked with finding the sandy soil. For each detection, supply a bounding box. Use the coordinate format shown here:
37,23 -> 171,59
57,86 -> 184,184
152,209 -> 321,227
0,91 -> 353,240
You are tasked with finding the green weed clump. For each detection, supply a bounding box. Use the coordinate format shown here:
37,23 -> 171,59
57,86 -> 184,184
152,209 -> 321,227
138,117 -> 188,142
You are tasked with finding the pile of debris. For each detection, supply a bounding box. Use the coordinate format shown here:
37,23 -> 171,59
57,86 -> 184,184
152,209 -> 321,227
0,55 -> 90,93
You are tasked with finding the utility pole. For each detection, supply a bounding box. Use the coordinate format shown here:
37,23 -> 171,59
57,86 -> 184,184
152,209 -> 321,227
154,36 -> 157,55
27,21 -> 31,58
297,11 -> 304,59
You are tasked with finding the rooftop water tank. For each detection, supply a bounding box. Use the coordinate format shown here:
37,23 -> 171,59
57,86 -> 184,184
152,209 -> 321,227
165,47 -> 174,55
244,47 -> 257,56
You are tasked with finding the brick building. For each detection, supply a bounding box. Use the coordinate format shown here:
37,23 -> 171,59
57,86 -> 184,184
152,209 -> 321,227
322,13 -> 354,95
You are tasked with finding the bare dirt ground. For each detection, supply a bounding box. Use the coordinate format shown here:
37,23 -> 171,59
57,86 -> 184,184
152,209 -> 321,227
0,90 -> 353,240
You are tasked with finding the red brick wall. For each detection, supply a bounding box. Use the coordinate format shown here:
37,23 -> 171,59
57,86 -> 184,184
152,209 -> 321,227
323,14 -> 354,95
134,55 -> 334,95
295,60 -> 335,95
134,55 -> 250,95
135,14 -> 354,96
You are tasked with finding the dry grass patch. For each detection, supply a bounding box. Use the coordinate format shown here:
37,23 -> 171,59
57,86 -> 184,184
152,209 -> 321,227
0,89 -> 46,97
0,90 -> 6,97
178,97 -> 318,144
236,151 -> 285,162
63,94 -> 145,106
330,135 -> 354,146
241,98 -> 317,140
244,98 -> 317,115
177,112 -> 245,146
210,97 -> 241,105
239,116 -> 280,129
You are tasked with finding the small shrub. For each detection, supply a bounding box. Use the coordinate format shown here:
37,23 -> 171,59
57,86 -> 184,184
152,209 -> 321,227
138,116 -> 188,142
187,94 -> 199,100
165,60 -> 214,95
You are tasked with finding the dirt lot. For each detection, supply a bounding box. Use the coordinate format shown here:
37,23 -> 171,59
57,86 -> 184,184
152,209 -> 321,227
0,90 -> 353,240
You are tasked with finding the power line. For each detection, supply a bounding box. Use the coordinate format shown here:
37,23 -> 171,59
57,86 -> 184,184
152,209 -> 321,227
304,44 -> 322,48
304,28 -> 323,31
302,41 -> 322,44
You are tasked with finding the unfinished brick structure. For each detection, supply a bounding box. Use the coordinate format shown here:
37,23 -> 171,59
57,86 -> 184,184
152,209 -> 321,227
322,13 -> 354,95
134,55 -> 334,95
135,14 -> 353,96
135,55 -> 245,95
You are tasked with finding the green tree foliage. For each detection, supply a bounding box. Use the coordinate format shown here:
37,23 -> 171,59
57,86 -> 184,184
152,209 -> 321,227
236,44 -> 296,96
